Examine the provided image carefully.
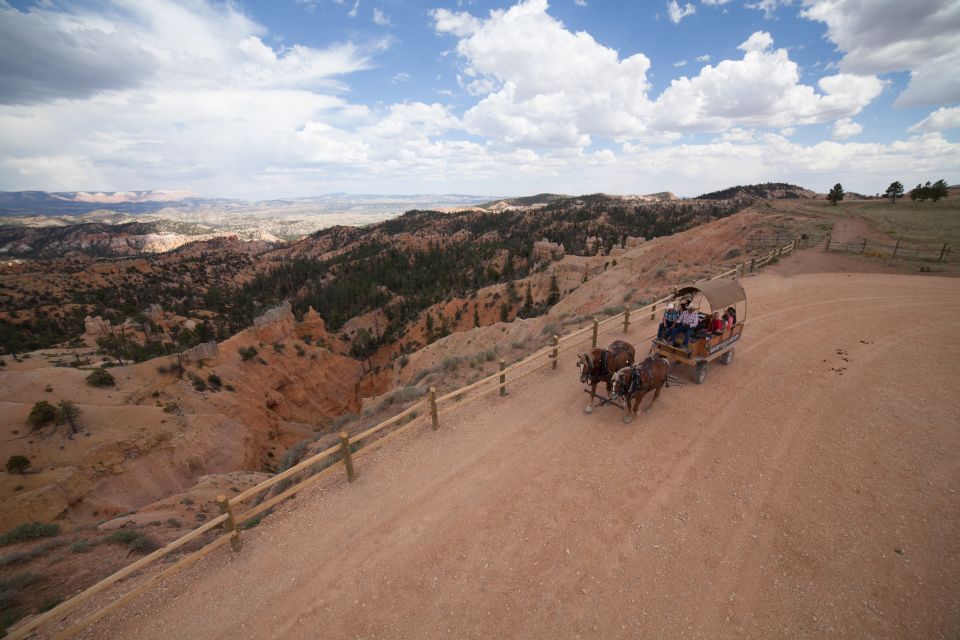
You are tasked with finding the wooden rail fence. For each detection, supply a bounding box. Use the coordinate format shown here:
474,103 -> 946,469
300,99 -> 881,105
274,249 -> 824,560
9,237 -> 803,640
819,235 -> 953,263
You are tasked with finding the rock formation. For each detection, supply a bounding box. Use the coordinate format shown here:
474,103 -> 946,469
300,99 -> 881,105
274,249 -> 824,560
532,239 -> 565,263
253,301 -> 295,343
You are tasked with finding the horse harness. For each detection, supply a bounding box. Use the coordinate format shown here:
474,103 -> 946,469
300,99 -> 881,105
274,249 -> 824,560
622,360 -> 660,397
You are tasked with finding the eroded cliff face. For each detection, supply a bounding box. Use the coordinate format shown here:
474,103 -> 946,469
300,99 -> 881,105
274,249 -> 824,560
0,303 -> 362,528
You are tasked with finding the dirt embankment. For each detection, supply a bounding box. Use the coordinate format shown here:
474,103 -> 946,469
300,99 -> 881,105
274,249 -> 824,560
57,262 -> 960,640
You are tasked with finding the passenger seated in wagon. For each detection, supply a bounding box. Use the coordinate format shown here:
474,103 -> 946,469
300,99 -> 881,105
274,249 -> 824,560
710,311 -> 723,335
656,302 -> 679,340
670,302 -> 700,348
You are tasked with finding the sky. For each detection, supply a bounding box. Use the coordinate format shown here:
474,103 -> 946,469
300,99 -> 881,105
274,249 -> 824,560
0,0 -> 958,199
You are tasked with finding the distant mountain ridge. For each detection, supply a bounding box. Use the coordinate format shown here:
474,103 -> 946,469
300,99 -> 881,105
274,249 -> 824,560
695,182 -> 817,200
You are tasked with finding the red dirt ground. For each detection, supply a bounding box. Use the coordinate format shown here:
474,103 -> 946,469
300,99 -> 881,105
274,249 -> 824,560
38,256 -> 960,640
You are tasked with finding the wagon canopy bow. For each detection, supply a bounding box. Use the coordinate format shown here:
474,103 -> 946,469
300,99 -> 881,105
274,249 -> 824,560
674,279 -> 746,310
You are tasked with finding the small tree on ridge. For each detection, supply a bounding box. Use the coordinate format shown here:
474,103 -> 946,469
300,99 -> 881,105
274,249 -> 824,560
828,183 -> 844,206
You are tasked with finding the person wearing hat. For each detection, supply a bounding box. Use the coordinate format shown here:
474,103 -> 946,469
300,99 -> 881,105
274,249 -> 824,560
657,301 -> 680,340
671,300 -> 700,347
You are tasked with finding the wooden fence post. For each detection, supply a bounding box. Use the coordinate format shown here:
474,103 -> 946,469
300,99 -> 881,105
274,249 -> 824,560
216,495 -> 242,552
498,360 -> 507,396
749,258 -> 755,273
939,244 -> 948,262
591,319 -> 598,349
429,386 -> 439,429
650,302 -> 657,322
861,238 -> 868,254
338,431 -> 356,482
622,308 -> 630,333
824,235 -> 832,252
550,335 -> 559,369
892,239 -> 900,259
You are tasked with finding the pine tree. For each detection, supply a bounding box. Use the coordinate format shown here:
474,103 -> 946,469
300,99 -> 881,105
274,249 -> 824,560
522,282 -> 533,317
473,306 -> 480,328
547,274 -> 560,305
56,400 -> 81,436
499,303 -> 510,323
931,179 -> 948,202
884,181 -> 904,203
828,183 -> 844,206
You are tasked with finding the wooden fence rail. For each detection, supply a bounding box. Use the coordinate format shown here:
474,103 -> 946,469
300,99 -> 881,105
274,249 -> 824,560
8,237 -> 803,640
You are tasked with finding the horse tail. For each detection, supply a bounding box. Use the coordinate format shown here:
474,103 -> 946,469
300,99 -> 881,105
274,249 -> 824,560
661,357 -> 671,388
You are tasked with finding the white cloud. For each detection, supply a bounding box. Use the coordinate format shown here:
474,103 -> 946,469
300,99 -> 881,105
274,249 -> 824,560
746,0 -> 793,19
430,8 -> 483,36
701,0 -> 731,4
908,106 -> 960,132
575,0 -> 588,6
651,32 -> 883,132
667,0 -> 696,24
739,31 -> 773,53
800,0 -> 960,107
696,54 -> 711,62
391,72 -> 410,84
437,0 -> 653,147
348,0 -> 360,18
780,126 -> 796,136
832,117 -> 862,139
372,7 -> 391,26
673,59 -> 688,67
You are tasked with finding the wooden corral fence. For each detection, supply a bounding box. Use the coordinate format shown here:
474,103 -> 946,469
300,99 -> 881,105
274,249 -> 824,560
819,235 -> 953,263
9,238 -> 804,640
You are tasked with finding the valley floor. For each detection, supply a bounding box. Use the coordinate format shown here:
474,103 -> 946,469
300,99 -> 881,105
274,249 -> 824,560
56,261 -> 960,639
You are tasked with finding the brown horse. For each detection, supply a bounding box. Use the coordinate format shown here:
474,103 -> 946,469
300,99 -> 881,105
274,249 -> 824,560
577,340 -> 636,413
611,356 -> 670,423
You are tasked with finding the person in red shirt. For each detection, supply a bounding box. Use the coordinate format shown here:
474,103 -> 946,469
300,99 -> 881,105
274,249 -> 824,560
710,311 -> 723,334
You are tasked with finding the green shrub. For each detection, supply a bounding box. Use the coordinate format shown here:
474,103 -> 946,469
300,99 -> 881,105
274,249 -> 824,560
541,323 -> 560,337
238,346 -> 258,361
441,356 -> 463,371
6,455 -> 30,475
106,529 -> 159,553
206,373 -> 222,389
239,515 -> 262,530
189,374 -> 207,392
27,401 -> 57,429
163,402 -> 179,413
70,539 -> 94,553
0,572 -> 41,590
397,354 -> 409,368
0,522 -> 60,546
724,248 -> 742,260
85,368 -> 115,388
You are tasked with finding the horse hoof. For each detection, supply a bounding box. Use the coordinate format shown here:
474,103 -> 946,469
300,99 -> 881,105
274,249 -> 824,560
583,405 -> 594,414
644,407 -> 654,414
622,415 -> 633,424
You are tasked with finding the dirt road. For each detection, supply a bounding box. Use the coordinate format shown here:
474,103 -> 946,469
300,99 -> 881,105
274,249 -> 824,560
73,268 -> 960,639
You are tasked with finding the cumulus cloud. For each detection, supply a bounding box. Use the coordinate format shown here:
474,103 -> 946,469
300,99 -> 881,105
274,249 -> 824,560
801,0 -> 960,107
667,0 -> 696,24
908,106 -> 960,132
696,54 -> 711,62
651,32 -> 883,132
832,117 -> 862,139
435,0 -> 653,147
430,8 -> 483,36
673,60 -> 688,67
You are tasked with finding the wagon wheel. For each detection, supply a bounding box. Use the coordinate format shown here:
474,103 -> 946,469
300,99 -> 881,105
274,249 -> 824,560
694,362 -> 707,384
719,348 -> 735,365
